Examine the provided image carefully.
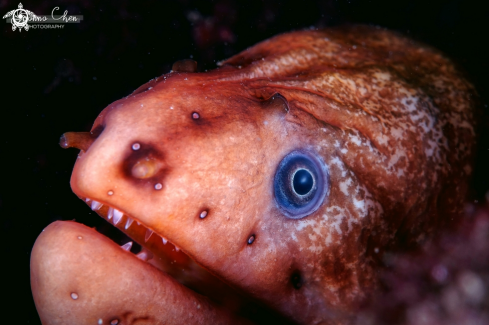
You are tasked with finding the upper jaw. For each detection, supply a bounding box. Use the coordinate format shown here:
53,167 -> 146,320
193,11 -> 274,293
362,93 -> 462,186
82,196 -> 242,305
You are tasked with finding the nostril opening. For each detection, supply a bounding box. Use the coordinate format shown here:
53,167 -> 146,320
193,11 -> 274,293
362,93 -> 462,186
131,158 -> 159,179
123,142 -> 166,185
90,124 -> 105,138
291,271 -> 302,289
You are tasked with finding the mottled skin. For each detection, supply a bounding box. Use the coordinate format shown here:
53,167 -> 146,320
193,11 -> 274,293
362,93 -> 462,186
31,26 -> 477,325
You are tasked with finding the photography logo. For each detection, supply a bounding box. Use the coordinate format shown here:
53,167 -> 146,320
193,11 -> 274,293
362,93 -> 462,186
3,3 -> 36,31
3,3 -> 83,31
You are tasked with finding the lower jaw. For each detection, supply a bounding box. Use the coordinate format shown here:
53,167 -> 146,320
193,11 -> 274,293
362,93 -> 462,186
31,220 -> 254,325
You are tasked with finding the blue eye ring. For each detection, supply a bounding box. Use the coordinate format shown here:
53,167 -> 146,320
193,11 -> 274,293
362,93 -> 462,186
274,150 -> 329,219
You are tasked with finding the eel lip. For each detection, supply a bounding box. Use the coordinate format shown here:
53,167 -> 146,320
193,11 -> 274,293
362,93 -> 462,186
30,221 -> 253,325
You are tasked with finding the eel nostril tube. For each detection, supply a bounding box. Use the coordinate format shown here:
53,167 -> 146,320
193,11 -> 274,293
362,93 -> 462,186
59,132 -> 95,151
172,59 -> 198,73
131,158 -> 159,179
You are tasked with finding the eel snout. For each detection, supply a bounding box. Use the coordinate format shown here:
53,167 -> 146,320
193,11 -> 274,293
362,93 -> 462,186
30,221 -> 252,325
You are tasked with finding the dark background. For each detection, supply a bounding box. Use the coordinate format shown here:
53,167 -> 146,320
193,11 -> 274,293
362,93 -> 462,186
1,0 -> 488,323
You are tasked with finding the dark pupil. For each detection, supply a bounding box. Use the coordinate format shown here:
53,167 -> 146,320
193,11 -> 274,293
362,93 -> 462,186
293,169 -> 314,195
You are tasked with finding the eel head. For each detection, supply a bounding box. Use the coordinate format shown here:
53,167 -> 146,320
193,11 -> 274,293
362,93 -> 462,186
31,26 -> 477,325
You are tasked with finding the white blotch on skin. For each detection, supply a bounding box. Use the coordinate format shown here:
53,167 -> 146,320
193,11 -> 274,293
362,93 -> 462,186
339,178 -> 352,196
353,198 -> 365,212
291,232 -> 298,242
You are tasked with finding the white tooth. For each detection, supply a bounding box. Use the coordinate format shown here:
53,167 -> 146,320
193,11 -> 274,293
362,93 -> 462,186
121,241 -> 133,251
137,221 -> 140,226
136,249 -> 153,262
145,229 -> 153,242
107,207 -> 114,220
91,200 -> 103,210
136,251 -> 149,261
113,209 -> 123,225
85,198 -> 91,203
174,245 -> 180,252
162,237 -> 168,245
125,218 -> 134,230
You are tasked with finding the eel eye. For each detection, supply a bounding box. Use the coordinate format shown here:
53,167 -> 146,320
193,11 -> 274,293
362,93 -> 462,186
292,169 -> 314,195
274,150 -> 329,219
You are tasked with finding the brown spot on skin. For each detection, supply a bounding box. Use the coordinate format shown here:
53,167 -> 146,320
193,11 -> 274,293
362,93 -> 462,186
378,88 -> 390,98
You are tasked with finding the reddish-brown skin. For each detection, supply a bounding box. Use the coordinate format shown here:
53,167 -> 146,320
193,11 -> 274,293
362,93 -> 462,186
31,26 -> 477,325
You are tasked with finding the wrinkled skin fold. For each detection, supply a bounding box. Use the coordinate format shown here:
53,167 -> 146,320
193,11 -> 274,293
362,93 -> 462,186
31,25 -> 477,325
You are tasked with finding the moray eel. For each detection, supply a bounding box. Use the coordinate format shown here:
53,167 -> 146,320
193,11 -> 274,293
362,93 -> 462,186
31,25 -> 477,325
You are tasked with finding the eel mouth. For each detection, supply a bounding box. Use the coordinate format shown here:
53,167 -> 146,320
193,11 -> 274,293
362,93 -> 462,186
31,195 -> 291,325
82,196 -> 240,307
